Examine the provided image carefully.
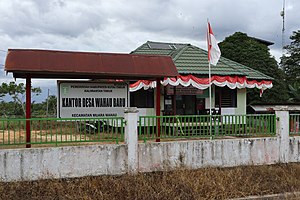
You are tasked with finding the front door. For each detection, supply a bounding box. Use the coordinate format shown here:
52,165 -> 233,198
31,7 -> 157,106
176,95 -> 196,115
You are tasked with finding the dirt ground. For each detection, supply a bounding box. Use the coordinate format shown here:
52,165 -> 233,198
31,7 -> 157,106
1,163 -> 300,200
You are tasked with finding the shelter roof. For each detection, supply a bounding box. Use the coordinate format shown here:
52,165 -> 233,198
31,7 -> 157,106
250,37 -> 274,46
4,49 -> 179,79
131,41 -> 273,80
249,105 -> 300,112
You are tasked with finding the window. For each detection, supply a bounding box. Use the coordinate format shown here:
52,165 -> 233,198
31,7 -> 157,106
130,89 -> 154,108
215,86 -> 237,108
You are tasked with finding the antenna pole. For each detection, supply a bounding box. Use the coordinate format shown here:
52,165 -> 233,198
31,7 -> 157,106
281,0 -> 286,54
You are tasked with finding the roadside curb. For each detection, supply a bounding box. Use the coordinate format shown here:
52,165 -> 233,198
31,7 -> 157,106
230,192 -> 300,200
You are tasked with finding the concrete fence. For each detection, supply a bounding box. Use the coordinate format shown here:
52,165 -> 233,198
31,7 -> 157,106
0,107 -> 299,182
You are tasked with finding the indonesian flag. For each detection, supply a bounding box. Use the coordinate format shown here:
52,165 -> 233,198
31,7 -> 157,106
260,88 -> 264,97
207,22 -> 221,66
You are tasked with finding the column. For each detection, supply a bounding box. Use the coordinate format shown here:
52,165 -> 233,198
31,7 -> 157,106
275,106 -> 289,163
124,107 -> 139,173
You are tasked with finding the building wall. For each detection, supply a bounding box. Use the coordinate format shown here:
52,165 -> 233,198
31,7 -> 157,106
205,86 -> 215,110
221,88 -> 246,115
236,88 -> 247,115
137,86 -> 247,116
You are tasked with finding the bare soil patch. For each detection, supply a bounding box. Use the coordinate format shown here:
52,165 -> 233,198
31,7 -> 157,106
1,163 -> 300,200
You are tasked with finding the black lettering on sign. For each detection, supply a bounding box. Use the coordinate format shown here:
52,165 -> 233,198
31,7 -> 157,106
82,98 -> 95,107
95,98 -> 112,107
62,98 -> 82,107
113,98 -> 126,107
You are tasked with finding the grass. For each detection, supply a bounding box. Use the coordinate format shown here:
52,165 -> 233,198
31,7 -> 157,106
1,163 -> 300,200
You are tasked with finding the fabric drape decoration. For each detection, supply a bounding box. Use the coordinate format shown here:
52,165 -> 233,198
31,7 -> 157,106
129,75 -> 273,92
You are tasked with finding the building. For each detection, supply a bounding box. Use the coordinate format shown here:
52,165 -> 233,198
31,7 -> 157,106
130,41 -> 273,116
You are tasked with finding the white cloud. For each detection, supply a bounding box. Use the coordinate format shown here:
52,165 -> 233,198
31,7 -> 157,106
0,0 -> 299,100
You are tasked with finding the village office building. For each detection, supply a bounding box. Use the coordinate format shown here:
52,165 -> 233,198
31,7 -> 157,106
129,41 -> 273,116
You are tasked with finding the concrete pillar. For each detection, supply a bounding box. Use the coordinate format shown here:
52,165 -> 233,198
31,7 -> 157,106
275,106 -> 289,163
124,107 -> 139,173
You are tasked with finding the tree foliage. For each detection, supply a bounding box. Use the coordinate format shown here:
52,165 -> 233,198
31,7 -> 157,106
281,30 -> 300,86
32,95 -> 57,117
288,82 -> 300,102
219,32 -> 289,104
0,81 -> 42,117
0,101 -> 23,117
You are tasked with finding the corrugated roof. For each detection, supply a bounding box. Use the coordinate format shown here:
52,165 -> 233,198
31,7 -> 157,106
131,41 -> 273,80
4,49 -> 179,79
250,105 -> 300,112
250,37 -> 274,46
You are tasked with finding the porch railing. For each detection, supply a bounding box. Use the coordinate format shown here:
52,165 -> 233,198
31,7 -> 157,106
290,114 -> 300,135
138,114 -> 276,142
0,117 -> 125,148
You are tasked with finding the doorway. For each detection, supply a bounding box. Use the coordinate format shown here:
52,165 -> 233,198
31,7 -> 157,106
176,95 -> 196,115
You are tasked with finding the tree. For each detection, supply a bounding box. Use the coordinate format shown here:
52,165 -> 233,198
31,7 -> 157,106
280,30 -> 300,86
219,32 -> 289,104
287,82 -> 300,102
0,81 -> 41,117
32,95 -> 57,117
0,101 -> 23,117
46,95 -> 57,116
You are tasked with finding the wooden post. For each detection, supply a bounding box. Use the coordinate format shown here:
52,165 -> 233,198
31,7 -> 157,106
218,89 -> 222,115
26,75 -> 31,148
173,86 -> 176,115
156,79 -> 161,142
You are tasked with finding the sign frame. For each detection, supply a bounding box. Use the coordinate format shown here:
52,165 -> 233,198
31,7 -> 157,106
57,80 -> 129,118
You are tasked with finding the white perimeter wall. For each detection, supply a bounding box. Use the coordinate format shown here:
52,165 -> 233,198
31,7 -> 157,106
138,138 -> 281,172
0,108 -> 299,182
0,136 -> 299,182
0,145 -> 127,182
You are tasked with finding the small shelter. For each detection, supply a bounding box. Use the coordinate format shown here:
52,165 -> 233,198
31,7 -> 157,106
4,49 -> 179,146
130,41 -> 273,116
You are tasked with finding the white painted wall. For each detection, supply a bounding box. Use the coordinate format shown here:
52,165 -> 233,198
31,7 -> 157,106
0,145 -> 127,182
137,108 -> 155,117
0,109 -> 299,182
0,136 -> 299,182
236,88 -> 247,115
138,138 -> 281,172
205,86 -> 215,109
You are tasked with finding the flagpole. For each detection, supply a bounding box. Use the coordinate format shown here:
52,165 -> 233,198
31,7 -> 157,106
207,19 -> 212,116
208,59 -> 212,139
209,62 -> 212,116
207,19 -> 213,139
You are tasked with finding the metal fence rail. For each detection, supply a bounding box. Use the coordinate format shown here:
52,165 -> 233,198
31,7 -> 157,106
290,114 -> 300,135
0,117 -> 125,147
138,114 -> 276,142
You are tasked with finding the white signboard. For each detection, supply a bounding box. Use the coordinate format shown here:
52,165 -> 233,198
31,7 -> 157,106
58,81 -> 129,118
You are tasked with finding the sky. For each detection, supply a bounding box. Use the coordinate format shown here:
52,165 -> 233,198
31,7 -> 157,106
0,0 -> 299,101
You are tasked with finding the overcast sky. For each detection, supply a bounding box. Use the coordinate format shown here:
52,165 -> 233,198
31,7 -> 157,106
0,0 -> 299,100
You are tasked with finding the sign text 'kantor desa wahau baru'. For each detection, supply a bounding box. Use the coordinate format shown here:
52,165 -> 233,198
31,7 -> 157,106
58,81 -> 129,118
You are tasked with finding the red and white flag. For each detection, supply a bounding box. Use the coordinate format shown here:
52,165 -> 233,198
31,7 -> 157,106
207,22 -> 221,66
259,88 -> 264,97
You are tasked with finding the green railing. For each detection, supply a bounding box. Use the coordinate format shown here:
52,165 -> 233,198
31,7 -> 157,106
0,117 -> 125,147
290,114 -> 300,135
138,114 -> 276,142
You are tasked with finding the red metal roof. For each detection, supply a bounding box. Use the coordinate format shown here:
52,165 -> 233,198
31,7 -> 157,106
4,49 -> 179,79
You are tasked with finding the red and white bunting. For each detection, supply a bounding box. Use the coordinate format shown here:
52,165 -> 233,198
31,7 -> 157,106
129,75 -> 273,92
